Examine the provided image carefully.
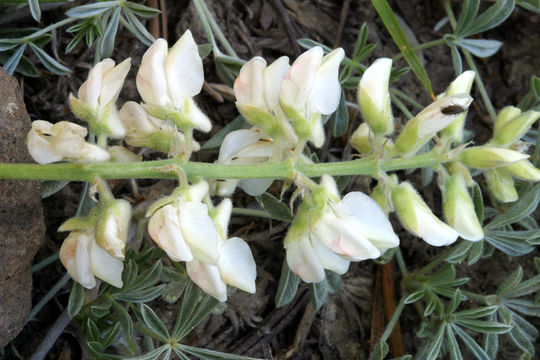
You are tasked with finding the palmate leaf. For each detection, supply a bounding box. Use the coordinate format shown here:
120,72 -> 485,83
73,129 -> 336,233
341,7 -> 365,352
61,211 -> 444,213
177,345 -> 261,360
456,38 -> 502,58
256,193 -> 293,222
68,282 -> 85,318
485,183 -> 540,230
3,44 -> 26,75
29,42 -> 71,75
28,0 -> 41,22
99,6 -> 121,58
455,0 -> 515,38
139,303 -> 170,342
65,1 -> 119,18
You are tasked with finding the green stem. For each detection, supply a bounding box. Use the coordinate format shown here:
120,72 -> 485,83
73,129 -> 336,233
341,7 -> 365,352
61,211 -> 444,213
27,273 -> 71,323
462,50 -> 497,121
391,88 -> 424,111
370,295 -> 407,356
390,92 -> 414,119
443,0 -> 457,28
198,0 -> 238,58
395,248 -> 408,277
0,151 -> 448,181
32,252 -> 59,273
392,38 -> 446,61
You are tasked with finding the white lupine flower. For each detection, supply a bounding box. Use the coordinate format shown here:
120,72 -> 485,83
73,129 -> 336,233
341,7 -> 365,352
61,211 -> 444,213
69,58 -> 131,139
148,181 -> 220,264
394,94 -> 473,154
187,198 -> 256,301
118,101 -> 199,154
136,31 -> 211,133
392,182 -> 458,246
440,70 -> 476,143
234,57 -> 296,142
443,173 -> 483,241
279,47 -> 345,147
358,58 -> 393,136
149,187 -> 256,302
285,176 -> 399,283
59,230 -> 123,289
95,199 -> 131,259
216,127 -> 275,196
26,120 -> 110,164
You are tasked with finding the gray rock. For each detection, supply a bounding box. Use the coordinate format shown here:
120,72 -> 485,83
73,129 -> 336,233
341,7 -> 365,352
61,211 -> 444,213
0,68 -> 45,347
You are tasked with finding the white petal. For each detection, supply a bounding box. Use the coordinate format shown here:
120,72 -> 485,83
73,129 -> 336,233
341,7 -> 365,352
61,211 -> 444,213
79,59 -> 115,109
340,192 -> 400,250
218,128 -> 264,162
216,179 -> 241,196
148,205 -> 193,261
415,206 -> 459,246
119,101 -> 157,135
313,213 -> 380,260
60,231 -> 96,289
234,57 -> 266,108
280,47 -> 323,110
309,48 -> 344,115
185,180 -> 209,203
416,94 -> 473,137
286,235 -> 325,283
136,39 -> 170,106
90,238 -> 124,288
263,56 -> 290,110
79,143 -> 111,163
184,98 -> 212,132
311,236 -> 350,274
238,178 -> 274,196
214,198 -> 232,240
99,58 -> 131,107
218,237 -> 256,293
166,30 -> 204,106
187,259 -> 227,302
360,58 -> 392,112
179,202 -> 220,264
26,121 -> 62,164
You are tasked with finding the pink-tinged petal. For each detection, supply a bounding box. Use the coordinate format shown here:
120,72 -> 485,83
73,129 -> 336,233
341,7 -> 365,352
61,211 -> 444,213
313,213 -> 380,260
99,58 -> 131,107
218,237 -> 256,293
79,59 -> 115,109
286,235 -> 325,283
218,128 -> 265,162
60,231 -> 96,289
340,192 -> 399,250
136,39 -> 170,106
187,259 -> 227,302
234,57 -> 266,108
309,48 -> 344,115
148,205 -> 193,262
166,30 -> 204,106
263,56 -> 290,110
89,238 -> 124,288
280,47 -> 323,111
179,202 -> 220,264
311,236 -> 350,274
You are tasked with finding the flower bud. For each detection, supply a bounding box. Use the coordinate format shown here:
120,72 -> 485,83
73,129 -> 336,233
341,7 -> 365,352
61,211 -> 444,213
392,182 -> 458,246
350,122 -> 372,154
358,58 -> 393,136
440,71 -> 475,143
493,106 -> 522,135
502,160 -> 540,181
443,173 -> 483,241
484,169 -> 518,203
459,147 -> 529,169
70,58 -> 131,139
95,199 -> 131,260
446,162 -> 475,187
492,110 -> 540,146
26,120 -> 110,164
394,94 -> 473,154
